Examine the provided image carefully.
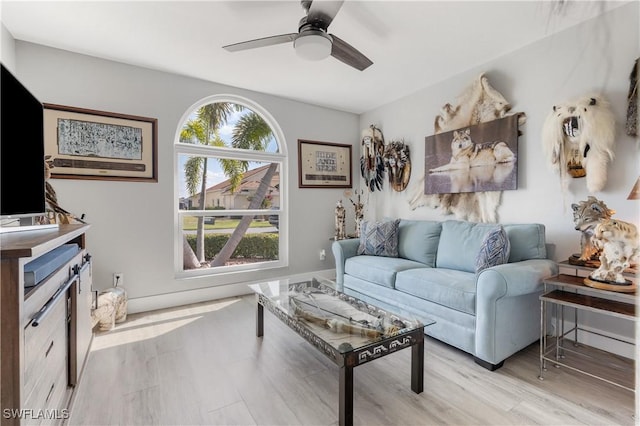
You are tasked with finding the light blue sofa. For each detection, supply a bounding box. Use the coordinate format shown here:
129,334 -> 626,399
332,219 -> 558,370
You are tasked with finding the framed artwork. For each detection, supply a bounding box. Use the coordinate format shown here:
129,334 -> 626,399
43,103 -> 158,182
298,139 -> 352,188
424,115 -> 519,195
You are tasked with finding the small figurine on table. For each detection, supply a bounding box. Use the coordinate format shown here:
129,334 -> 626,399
584,218 -> 639,292
348,190 -> 364,238
335,200 -> 346,240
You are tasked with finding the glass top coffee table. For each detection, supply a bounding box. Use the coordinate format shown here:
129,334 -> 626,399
249,276 -> 434,426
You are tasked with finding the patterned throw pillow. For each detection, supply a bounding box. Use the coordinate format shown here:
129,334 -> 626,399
475,226 -> 511,273
357,219 -> 400,257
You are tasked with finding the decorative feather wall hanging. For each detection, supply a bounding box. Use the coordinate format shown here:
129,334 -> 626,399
360,125 -> 385,191
627,58 -> 638,137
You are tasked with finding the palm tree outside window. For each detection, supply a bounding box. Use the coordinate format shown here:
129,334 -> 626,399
175,95 -> 287,277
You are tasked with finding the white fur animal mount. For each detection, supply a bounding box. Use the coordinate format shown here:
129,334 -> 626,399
409,73 -> 525,223
542,94 -> 615,193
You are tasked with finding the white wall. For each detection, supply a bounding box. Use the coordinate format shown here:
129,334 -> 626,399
359,3 -> 639,354
1,22 -> 16,70
13,42 -> 359,310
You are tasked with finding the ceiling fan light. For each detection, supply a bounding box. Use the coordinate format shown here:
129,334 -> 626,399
294,32 -> 332,61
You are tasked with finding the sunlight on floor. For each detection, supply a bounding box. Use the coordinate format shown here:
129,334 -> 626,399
91,297 -> 242,351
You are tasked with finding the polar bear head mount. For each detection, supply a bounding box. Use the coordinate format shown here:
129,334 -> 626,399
542,94 -> 615,193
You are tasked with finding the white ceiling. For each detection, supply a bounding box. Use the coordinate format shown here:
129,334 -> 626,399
1,1 -> 628,114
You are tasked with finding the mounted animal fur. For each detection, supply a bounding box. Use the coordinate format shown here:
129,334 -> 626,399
409,73 -> 525,223
542,94 -> 615,193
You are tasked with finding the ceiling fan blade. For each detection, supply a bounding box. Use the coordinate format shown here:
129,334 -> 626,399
306,0 -> 344,29
330,34 -> 373,71
223,33 -> 297,52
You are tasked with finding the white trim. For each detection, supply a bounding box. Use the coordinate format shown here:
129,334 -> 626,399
175,259 -> 288,279
176,141 -> 285,162
128,269 -> 336,314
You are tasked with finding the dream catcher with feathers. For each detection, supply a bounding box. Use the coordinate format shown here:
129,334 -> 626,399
360,125 -> 385,192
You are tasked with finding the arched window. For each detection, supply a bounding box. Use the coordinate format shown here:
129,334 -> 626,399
174,95 -> 287,278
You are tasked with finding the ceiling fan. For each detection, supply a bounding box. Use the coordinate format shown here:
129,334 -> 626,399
222,0 -> 373,71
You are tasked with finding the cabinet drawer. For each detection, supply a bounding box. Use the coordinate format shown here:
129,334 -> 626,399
23,298 -> 67,398
24,365 -> 69,426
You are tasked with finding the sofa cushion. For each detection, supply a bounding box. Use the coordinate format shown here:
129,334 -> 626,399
503,223 -> 547,261
344,255 -> 426,289
436,220 -> 499,273
398,220 -> 442,267
395,268 -> 477,315
475,226 -> 510,272
357,219 -> 400,257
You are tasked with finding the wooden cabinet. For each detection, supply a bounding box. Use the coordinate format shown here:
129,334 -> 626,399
1,224 -> 92,426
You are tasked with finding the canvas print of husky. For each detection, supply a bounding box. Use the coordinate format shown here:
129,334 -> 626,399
424,115 -> 519,195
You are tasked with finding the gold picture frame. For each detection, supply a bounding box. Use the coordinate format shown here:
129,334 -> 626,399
43,103 -> 158,182
298,139 -> 352,188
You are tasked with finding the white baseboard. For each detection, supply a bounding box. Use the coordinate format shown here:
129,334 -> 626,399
127,269 -> 336,314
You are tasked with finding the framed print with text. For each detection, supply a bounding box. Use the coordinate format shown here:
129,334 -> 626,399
298,139 -> 352,188
43,103 -> 158,182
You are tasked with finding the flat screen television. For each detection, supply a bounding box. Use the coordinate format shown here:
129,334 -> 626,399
1,63 -> 47,222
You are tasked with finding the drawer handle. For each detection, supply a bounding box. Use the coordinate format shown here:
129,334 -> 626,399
45,340 -> 54,357
31,273 -> 78,327
45,383 -> 55,403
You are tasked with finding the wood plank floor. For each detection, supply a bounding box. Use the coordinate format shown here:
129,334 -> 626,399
68,295 -> 637,425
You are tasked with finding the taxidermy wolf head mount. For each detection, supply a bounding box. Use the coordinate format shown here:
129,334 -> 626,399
542,94 -> 615,193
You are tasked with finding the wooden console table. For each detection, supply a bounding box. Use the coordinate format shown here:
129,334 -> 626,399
539,263 -> 637,392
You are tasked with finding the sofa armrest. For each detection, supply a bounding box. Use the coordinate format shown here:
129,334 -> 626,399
476,259 -> 558,299
331,239 -> 360,290
474,259 -> 558,366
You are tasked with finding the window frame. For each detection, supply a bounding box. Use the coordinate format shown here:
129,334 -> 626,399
174,94 -> 288,279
